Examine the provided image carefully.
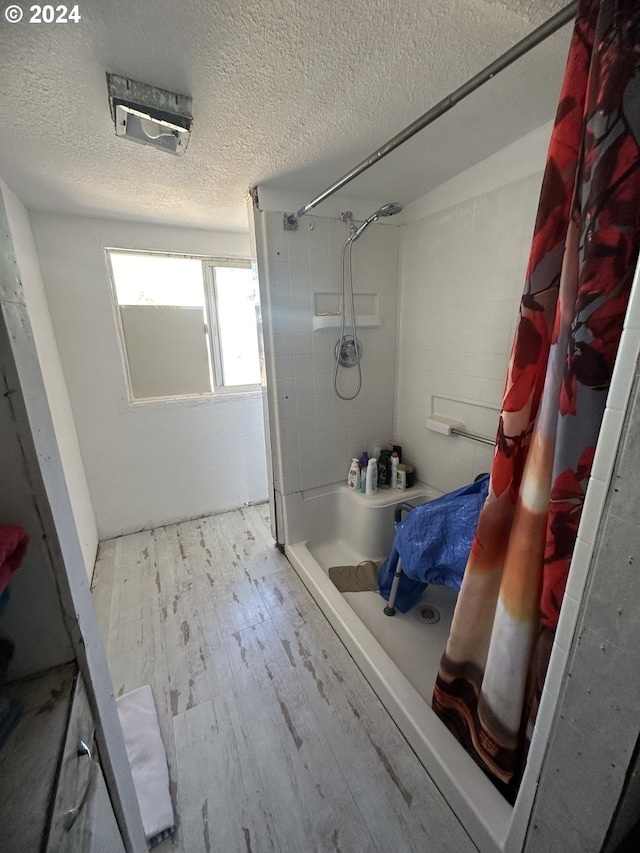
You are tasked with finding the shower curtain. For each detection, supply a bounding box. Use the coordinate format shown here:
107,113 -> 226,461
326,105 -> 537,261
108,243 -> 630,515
433,0 -> 640,801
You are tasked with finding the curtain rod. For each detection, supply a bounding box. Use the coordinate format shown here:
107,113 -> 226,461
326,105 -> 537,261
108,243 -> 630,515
284,1 -> 578,227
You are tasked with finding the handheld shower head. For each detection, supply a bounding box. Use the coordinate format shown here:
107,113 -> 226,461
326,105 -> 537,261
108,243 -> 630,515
376,202 -> 404,217
351,202 -> 403,241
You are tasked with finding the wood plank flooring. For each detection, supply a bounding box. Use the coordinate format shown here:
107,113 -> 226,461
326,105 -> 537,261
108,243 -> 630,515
91,504 -> 476,853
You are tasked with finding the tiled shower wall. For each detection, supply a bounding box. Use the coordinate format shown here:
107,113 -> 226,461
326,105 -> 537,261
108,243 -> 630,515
255,209 -> 399,495
394,172 -> 543,494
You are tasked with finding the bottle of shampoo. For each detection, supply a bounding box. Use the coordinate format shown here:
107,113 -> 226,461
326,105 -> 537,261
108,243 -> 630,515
365,458 -> 378,495
359,451 -> 369,493
395,463 -> 407,492
390,452 -> 399,489
347,458 -> 360,490
378,450 -> 391,489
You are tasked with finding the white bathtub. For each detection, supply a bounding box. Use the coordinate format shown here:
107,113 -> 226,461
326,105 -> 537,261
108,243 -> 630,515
283,482 -> 518,853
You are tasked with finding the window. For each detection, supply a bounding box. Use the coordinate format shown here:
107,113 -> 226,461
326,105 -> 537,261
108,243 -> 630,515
107,250 -> 260,401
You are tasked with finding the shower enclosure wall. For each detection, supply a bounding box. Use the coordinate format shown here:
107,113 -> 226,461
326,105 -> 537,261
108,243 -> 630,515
252,206 -> 399,546
395,172 -> 542,495
251,125 -> 640,853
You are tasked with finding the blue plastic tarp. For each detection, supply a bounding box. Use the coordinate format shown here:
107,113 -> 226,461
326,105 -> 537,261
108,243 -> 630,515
377,474 -> 490,613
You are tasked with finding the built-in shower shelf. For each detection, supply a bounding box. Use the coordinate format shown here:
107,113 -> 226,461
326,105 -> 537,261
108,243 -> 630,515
312,314 -> 382,330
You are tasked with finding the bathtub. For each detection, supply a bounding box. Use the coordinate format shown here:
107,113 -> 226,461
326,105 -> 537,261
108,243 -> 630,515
283,482 -> 517,853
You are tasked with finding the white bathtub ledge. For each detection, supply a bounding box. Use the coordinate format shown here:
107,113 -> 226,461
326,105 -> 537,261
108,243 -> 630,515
286,540 -> 512,853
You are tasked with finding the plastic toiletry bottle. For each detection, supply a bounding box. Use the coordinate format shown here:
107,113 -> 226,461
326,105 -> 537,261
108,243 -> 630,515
348,458 -> 360,490
359,451 -> 369,493
390,452 -> 399,489
378,449 -> 391,489
405,464 -> 415,488
365,457 -> 378,495
395,463 -> 407,492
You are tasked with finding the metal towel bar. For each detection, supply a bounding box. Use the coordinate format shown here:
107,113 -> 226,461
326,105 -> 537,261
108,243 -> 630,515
450,427 -> 494,447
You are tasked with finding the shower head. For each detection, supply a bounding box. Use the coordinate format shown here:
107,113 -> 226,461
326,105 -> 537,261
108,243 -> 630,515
376,202 -> 403,217
351,202 -> 403,241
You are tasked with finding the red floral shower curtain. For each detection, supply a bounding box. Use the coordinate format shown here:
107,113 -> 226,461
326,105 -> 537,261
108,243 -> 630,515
433,0 -> 640,801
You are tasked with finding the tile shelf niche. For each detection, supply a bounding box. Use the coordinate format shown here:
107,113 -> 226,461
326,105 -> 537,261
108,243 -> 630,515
313,314 -> 382,330
313,291 -> 381,330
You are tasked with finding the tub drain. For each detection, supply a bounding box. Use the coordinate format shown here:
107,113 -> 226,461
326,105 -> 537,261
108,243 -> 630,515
419,605 -> 440,624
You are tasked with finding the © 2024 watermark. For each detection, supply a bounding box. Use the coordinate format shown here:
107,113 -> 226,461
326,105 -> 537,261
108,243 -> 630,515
4,4 -> 82,23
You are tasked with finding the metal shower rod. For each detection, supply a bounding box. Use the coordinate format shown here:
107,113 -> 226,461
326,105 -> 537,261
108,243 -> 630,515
286,0 -> 578,226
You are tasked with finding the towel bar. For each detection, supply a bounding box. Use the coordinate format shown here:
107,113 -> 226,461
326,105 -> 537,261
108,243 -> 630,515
450,427 -> 494,447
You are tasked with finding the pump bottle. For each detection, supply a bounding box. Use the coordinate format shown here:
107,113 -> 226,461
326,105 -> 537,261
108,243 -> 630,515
365,458 -> 378,495
347,458 -> 360,490
390,452 -> 399,489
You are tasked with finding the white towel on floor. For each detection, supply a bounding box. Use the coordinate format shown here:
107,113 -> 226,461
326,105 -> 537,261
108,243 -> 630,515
116,685 -> 175,845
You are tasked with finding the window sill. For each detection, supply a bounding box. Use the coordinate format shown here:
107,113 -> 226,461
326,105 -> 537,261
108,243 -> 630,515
128,388 -> 262,408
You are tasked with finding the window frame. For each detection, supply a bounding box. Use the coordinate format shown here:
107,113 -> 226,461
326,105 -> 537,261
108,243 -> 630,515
105,248 -> 260,405
201,259 -> 259,396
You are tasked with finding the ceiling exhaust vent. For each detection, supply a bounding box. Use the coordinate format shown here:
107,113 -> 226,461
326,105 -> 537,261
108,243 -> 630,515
107,74 -> 193,156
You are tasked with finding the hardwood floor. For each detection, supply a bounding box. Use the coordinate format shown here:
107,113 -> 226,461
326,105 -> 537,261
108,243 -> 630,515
91,505 -> 476,853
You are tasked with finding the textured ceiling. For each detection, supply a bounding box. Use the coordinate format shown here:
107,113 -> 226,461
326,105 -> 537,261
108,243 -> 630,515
0,0 -> 572,232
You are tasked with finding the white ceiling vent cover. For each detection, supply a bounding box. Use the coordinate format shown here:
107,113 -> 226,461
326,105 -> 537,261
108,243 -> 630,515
107,74 -> 193,156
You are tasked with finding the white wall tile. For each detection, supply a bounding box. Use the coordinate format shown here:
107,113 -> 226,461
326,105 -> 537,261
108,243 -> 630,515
314,394 -> 332,414
314,413 -> 333,434
278,398 -> 296,420
279,437 -> 299,459
333,428 -> 348,447
332,411 -> 348,431
313,351 -> 334,373
274,356 -> 294,378
316,430 -> 334,451
263,214 -> 398,503
287,230 -> 310,267
298,434 -> 316,456
293,354 -> 313,376
314,373 -> 332,396
623,262 -> 640,328
281,456 -> 300,492
576,476 -> 607,547
554,593 -> 579,654
395,173 -> 539,491
606,328 -> 640,411
563,535 -> 593,603
348,427 -> 365,447
292,334 -> 312,355
266,234 -> 288,265
288,261 -> 310,288
296,395 -> 315,417
283,419 -> 298,440
294,375 -> 314,397
297,415 -> 317,437
268,261 -> 290,288
272,333 -> 293,356
299,469 -> 317,491
591,407 -> 624,483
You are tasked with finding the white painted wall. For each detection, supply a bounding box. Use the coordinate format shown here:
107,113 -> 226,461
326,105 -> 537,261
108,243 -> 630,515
30,213 -> 268,539
394,124 -> 551,494
0,193 -> 148,847
1,180 -> 98,578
